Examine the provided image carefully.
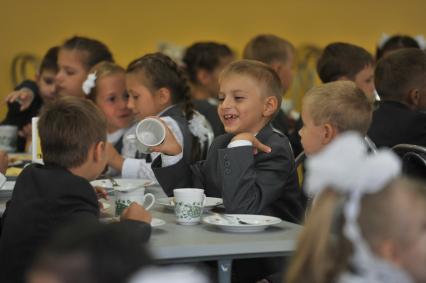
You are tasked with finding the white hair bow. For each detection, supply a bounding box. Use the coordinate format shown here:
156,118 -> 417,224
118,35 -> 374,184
305,133 -> 413,283
82,72 -> 97,95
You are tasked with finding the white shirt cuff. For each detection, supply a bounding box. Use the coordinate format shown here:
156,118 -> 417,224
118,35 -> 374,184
161,151 -> 183,167
122,158 -> 141,178
227,139 -> 253,148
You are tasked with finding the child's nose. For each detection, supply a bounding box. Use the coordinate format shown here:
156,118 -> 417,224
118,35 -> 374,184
221,96 -> 232,108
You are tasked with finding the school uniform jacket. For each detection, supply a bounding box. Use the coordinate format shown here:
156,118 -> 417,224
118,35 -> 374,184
152,123 -> 304,223
0,164 -> 151,283
367,101 -> 426,148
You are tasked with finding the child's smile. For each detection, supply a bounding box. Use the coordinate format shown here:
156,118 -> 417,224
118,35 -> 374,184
218,74 -> 269,135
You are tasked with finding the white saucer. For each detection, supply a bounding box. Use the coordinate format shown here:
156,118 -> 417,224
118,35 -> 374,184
203,214 -> 281,233
156,197 -> 223,211
91,179 -> 156,190
151,217 -> 166,227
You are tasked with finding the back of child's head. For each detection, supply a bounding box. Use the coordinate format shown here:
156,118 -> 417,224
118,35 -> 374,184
38,96 -> 107,169
376,34 -> 421,60
286,133 -> 426,283
317,42 -> 373,83
287,177 -> 426,283
219,59 -> 283,116
84,61 -> 126,101
242,34 -> 294,65
375,48 -> 426,104
39,46 -> 59,74
29,221 -> 152,283
183,41 -> 234,84
62,36 -> 114,71
303,81 -> 372,136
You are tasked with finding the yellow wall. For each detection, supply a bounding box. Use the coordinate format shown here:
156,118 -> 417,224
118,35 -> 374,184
1,0 -> 425,117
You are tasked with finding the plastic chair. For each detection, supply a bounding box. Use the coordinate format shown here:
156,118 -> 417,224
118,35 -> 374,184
392,144 -> 426,180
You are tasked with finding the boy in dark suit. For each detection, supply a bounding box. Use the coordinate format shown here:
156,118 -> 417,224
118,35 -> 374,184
0,97 -> 151,283
367,48 -> 426,148
152,60 -> 304,224
152,58 -> 304,283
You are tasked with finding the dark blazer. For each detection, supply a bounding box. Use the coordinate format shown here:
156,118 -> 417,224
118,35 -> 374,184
193,99 -> 225,137
0,164 -> 151,283
153,123 -> 304,223
367,101 -> 426,148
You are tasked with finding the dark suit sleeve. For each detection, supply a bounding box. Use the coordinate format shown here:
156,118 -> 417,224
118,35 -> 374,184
219,139 -> 297,215
151,156 -> 205,196
119,219 -> 151,242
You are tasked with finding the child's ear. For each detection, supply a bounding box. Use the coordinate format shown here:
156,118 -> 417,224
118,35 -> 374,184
156,88 -> 172,106
262,96 -> 278,117
405,88 -> 420,110
93,141 -> 106,162
323,123 -> 338,144
270,61 -> 283,73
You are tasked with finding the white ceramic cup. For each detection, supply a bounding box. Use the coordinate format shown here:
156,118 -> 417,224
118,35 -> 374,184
173,188 -> 206,225
0,125 -> 18,153
127,118 -> 166,154
114,185 -> 155,216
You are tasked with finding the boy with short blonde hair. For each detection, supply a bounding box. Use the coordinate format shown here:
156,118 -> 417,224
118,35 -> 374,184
299,81 -> 373,156
0,96 -> 151,282
153,59 -> 304,223
153,59 -> 304,282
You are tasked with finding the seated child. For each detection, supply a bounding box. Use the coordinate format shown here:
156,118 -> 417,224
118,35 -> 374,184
243,34 -> 297,141
286,133 -> 426,283
106,53 -> 213,180
2,46 -> 59,151
183,41 -> 235,136
299,81 -> 373,157
152,59 -> 304,223
367,48 -> 426,148
0,97 -> 151,283
317,42 -> 375,103
83,61 -> 134,153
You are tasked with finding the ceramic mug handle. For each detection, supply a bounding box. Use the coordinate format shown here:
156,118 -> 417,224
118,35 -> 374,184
143,193 -> 155,210
202,194 -> 207,208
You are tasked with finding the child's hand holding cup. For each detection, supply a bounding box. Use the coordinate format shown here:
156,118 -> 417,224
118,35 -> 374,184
127,117 -> 182,156
114,185 -> 155,217
173,188 -> 206,225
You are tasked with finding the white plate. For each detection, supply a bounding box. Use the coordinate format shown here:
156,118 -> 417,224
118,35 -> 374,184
156,197 -> 223,211
0,181 -> 15,198
100,217 -> 165,227
91,179 -> 156,190
202,214 -> 281,233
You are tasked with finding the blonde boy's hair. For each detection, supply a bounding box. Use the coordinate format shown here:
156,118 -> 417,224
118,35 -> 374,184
243,34 -> 294,64
303,81 -> 372,135
219,59 -> 283,115
87,61 -> 126,101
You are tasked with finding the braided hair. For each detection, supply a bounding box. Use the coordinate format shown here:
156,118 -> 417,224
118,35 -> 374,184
127,53 -> 202,161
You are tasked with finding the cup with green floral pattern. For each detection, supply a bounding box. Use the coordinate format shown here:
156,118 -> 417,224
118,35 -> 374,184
114,185 -> 155,217
173,188 -> 206,225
